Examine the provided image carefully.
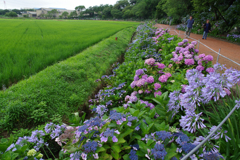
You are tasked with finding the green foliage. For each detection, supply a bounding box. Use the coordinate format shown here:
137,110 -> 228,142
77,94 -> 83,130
0,26 -> 137,132
5,11 -> 17,17
61,11 -> 69,18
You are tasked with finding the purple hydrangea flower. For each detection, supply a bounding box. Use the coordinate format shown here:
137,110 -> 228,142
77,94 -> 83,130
130,81 -> 136,88
129,96 -> 138,102
142,75 -> 148,80
135,69 -> 144,76
184,59 -> 195,65
203,55 -> 213,61
154,91 -> 162,97
96,105 -> 108,116
70,151 -> 81,160
199,54 -> 205,58
157,63 -> 166,69
196,65 -> 204,71
206,67 -> 214,73
146,76 -> 154,83
134,75 -> 139,81
154,83 -> 161,90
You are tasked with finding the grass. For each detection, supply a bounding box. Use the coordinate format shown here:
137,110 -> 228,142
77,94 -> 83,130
0,27 -> 136,133
0,19 -> 139,87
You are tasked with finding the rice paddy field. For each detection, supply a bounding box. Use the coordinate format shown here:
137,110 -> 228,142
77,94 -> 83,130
0,19 -> 138,87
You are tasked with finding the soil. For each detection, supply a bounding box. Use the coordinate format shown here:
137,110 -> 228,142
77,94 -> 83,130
155,24 -> 240,70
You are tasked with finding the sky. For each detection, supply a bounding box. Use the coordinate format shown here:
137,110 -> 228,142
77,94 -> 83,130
0,0 -> 118,10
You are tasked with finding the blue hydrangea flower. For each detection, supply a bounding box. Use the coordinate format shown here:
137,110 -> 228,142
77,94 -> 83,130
129,149 -> 138,160
151,142 -> 167,159
82,141 -> 98,153
155,131 -> 173,141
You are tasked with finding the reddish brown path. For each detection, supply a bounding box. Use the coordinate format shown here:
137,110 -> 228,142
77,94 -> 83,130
155,24 -> 240,70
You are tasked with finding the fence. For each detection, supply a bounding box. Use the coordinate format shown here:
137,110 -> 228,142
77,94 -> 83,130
160,25 -> 240,160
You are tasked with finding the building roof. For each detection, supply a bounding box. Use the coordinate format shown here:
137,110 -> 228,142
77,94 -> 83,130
28,12 -> 37,14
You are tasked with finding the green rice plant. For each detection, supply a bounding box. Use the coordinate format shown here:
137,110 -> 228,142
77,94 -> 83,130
0,19 -> 139,87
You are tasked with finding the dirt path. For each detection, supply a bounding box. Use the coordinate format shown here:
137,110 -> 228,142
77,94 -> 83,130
155,24 -> 240,70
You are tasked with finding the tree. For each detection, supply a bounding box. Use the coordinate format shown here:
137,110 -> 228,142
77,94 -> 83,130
162,0 -> 192,20
156,0 -> 167,19
130,0 -> 137,5
102,6 -> 113,18
192,0 -> 236,25
5,11 -> 17,17
123,9 -> 132,19
69,11 -> 78,18
113,0 -> 130,10
111,9 -> 122,19
75,5 -> 85,15
131,0 -> 147,18
62,11 -> 69,18
51,9 -> 58,18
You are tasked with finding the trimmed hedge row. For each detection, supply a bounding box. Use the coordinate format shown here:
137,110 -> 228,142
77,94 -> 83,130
0,27 -> 136,131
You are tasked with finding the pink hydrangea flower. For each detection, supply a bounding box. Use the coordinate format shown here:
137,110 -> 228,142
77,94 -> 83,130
184,51 -> 190,55
196,65 -> 204,71
178,55 -> 183,61
184,59 -> 195,65
145,90 -> 151,94
138,90 -> 143,94
145,58 -> 155,65
199,54 -> 205,58
136,79 -> 146,87
206,67 -> 214,73
157,63 -> 166,69
154,83 -> 161,90
159,75 -> 168,83
203,55 -> 213,61
146,76 -> 154,83
168,64 -> 173,68
154,91 -> 162,97
165,73 -> 172,78
185,54 -> 193,58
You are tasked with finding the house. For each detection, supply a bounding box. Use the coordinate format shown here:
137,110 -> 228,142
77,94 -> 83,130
22,11 -> 37,17
36,8 -> 75,18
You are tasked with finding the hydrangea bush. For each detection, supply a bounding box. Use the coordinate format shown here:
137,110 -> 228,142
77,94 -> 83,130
2,22 -> 240,160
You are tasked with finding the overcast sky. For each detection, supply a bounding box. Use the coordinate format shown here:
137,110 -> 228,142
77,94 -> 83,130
0,0 -> 118,10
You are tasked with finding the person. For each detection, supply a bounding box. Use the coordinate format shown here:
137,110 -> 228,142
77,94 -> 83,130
185,16 -> 194,38
202,19 -> 211,40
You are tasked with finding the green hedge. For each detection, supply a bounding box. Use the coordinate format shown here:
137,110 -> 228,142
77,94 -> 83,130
0,27 -> 136,131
